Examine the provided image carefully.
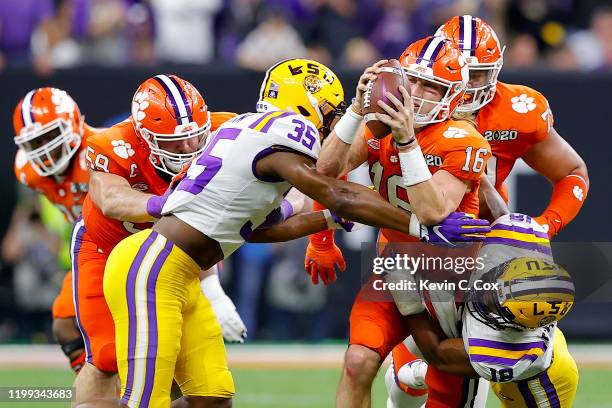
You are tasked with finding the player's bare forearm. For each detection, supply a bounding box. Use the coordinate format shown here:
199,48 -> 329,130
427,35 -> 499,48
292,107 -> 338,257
89,171 -> 157,223
247,211 -> 329,243
263,152 -> 412,233
317,132 -> 353,177
479,176 -> 509,220
407,312 -> 478,377
407,170 -> 468,225
523,128 -> 589,186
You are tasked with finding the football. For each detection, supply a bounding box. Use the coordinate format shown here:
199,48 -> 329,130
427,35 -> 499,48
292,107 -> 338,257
362,59 -> 410,139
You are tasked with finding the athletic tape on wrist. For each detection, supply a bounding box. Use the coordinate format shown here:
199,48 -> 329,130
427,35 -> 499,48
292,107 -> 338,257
398,146 -> 432,186
335,107 -> 363,145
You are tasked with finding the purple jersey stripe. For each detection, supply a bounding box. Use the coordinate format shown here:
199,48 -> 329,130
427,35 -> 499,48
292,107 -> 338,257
518,379 -> 539,408
249,111 -> 275,129
140,238 -> 173,407
471,17 -> 477,55
121,230 -> 158,406
470,353 -> 539,365
427,41 -> 445,67
260,111 -> 294,133
168,75 -> 193,122
483,237 -> 552,255
70,218 -> 92,363
416,37 -> 434,64
177,127 -> 241,195
153,77 -> 182,126
458,16 -> 465,51
539,371 -> 561,408
469,338 -> 547,351
491,223 -> 549,239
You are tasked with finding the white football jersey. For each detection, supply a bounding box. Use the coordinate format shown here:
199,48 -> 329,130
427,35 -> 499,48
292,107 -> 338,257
463,213 -> 555,382
160,110 -> 321,257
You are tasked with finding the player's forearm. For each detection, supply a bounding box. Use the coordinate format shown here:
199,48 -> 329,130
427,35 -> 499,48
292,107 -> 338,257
98,185 -> 157,223
317,133 -> 353,177
324,179 -> 411,233
405,180 -> 452,225
248,211 -> 328,242
430,338 -> 479,378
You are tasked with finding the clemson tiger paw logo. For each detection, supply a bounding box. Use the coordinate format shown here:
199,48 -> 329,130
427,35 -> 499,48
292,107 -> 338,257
443,126 -> 469,138
511,94 -> 536,113
51,88 -> 75,114
131,91 -> 149,121
111,140 -> 135,159
573,185 -> 584,201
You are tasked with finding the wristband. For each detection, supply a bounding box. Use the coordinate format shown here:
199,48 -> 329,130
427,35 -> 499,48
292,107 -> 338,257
200,273 -> 225,302
146,195 -> 165,218
335,107 -> 363,145
396,137 -> 416,147
322,209 -> 336,229
408,213 -> 422,239
398,146 -> 432,186
280,199 -> 294,220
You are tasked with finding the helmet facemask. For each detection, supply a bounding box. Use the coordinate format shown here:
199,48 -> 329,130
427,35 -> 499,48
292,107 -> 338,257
466,264 -> 525,331
404,67 -> 465,127
14,118 -> 82,176
458,55 -> 503,113
139,117 -> 211,176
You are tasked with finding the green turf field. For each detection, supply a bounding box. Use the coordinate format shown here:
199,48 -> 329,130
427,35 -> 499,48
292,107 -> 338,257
0,367 -> 610,407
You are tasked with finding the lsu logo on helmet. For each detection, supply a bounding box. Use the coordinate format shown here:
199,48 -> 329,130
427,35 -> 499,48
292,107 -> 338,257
469,257 -> 574,330
257,59 -> 345,138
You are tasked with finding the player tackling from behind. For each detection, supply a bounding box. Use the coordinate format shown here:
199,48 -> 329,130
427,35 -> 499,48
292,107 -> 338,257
12,87 -> 101,373
99,58 -> 487,408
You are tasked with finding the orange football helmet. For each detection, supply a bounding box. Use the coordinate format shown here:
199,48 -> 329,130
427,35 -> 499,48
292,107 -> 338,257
436,15 -> 504,112
400,36 -> 469,126
13,87 -> 83,176
131,74 -> 210,176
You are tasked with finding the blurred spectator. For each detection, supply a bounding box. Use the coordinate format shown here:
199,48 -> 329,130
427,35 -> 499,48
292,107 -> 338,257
235,12 -> 307,71
79,0 -> 130,66
150,0 -> 223,64
1,196 -> 65,312
265,239 -> 328,341
303,0 -> 360,60
504,33 -> 540,69
340,37 -> 381,70
368,0 -> 429,59
125,2 -> 156,65
31,0 -> 81,74
0,0 -> 54,69
591,6 -> 612,68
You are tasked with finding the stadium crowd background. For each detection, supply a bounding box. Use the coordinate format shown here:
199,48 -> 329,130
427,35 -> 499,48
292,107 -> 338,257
1,0 -> 611,346
2,0 -> 612,74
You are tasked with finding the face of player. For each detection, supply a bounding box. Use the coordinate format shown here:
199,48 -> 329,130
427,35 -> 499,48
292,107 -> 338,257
407,76 -> 448,115
157,134 -> 200,155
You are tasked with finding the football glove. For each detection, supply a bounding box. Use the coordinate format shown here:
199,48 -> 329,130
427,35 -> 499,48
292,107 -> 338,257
411,212 -> 491,245
201,274 -> 247,343
305,228 -> 346,285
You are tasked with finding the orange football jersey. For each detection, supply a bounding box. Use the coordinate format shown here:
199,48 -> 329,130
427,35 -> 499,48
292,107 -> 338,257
475,81 -> 553,202
82,112 -> 236,254
365,120 -> 491,243
14,124 -> 101,223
